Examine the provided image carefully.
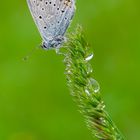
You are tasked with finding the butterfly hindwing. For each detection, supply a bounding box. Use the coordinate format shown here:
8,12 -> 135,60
27,0 -> 75,42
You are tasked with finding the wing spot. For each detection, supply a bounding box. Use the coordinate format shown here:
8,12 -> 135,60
61,10 -> 65,13
44,26 -> 47,29
39,16 -> 42,19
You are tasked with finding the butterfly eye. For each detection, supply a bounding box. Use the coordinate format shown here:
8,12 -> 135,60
42,44 -> 48,49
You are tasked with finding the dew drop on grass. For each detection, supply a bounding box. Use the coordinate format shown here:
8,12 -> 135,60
85,89 -> 90,95
85,53 -> 94,61
89,78 -> 100,93
86,63 -> 93,75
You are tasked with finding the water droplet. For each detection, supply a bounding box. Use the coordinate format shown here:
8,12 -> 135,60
86,64 -> 93,75
99,117 -> 104,121
89,78 -> 100,93
103,119 -> 106,123
98,101 -> 106,110
67,70 -> 72,74
85,53 -> 94,61
85,89 -> 90,95
101,105 -> 105,110
99,117 -> 106,124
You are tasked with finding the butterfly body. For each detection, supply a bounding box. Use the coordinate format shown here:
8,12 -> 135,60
27,0 -> 76,49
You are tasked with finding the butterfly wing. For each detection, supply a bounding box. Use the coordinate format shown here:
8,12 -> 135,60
27,0 -> 75,42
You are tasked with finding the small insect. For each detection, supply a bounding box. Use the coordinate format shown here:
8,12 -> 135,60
27,0 -> 76,50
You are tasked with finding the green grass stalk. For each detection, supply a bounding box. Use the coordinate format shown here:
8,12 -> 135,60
61,26 -> 125,140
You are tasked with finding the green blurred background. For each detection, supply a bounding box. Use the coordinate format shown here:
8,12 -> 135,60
0,0 -> 140,139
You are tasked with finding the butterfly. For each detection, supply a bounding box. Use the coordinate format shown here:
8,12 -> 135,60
27,0 -> 76,50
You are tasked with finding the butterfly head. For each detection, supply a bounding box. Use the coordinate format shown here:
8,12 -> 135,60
41,41 -> 51,50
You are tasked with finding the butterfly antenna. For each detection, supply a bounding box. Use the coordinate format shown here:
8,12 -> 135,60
22,45 -> 41,61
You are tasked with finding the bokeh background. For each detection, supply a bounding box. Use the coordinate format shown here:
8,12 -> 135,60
0,0 -> 140,139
